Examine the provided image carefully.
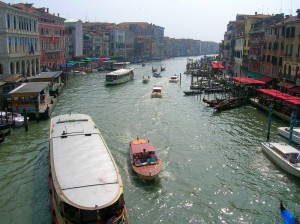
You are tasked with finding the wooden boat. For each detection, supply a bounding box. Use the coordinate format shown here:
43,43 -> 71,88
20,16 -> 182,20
202,97 -> 225,107
142,62 -> 145,67
142,76 -> 150,83
160,66 -> 166,72
213,97 -> 246,111
261,142 -> 300,177
49,113 -> 129,224
151,85 -> 162,98
169,75 -> 179,83
129,138 -> 162,181
183,90 -> 203,95
152,67 -> 158,72
105,68 -> 134,85
278,127 -> 300,145
152,71 -> 161,78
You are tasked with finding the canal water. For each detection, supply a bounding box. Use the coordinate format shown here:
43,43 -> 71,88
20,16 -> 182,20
0,57 -> 299,224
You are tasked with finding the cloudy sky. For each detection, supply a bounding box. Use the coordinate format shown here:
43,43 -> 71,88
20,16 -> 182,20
4,0 -> 299,42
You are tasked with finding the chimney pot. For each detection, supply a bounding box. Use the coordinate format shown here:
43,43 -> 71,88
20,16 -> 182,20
255,12 -> 257,15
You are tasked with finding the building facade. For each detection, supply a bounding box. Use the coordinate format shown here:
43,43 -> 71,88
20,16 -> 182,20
0,2 -> 40,77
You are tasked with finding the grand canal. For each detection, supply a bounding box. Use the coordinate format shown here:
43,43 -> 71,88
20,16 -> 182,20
0,56 -> 299,223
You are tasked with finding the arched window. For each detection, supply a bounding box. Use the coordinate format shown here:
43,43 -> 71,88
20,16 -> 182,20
268,41 -> 272,50
284,64 -> 287,74
13,16 -> 16,29
34,20 -> 36,32
281,41 -> 284,50
7,14 -> 10,28
263,41 -> 266,49
288,65 -> 291,75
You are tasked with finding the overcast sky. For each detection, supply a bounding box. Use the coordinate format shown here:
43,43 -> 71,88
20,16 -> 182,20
4,0 -> 300,42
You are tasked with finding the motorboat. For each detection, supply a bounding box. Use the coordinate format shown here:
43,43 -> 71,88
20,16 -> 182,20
142,76 -> 150,83
151,85 -> 162,98
0,111 -> 28,127
278,127 -> 300,145
73,70 -> 87,75
169,75 -> 179,83
261,141 -> 300,177
183,90 -> 203,95
49,113 -> 129,223
129,137 -> 162,181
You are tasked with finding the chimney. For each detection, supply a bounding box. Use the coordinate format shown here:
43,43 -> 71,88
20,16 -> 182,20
47,8 -> 49,13
255,12 -> 257,15
58,13 -> 60,17
297,9 -> 300,19
285,15 -> 290,19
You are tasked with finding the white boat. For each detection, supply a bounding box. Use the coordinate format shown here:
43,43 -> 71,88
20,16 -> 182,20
278,127 -> 300,145
105,68 -> 134,85
73,70 -> 87,75
151,85 -> 162,98
169,75 -> 179,83
261,142 -> 300,177
0,111 -> 28,127
49,113 -> 129,223
143,76 -> 150,83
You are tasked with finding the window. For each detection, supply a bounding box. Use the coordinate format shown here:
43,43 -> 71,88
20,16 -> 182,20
290,44 -> 293,56
291,27 -> 295,38
6,14 -> 10,28
281,41 -> 284,50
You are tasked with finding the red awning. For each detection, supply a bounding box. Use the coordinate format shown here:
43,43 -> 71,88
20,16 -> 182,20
289,86 -> 300,94
211,61 -> 224,69
231,77 -> 266,85
258,76 -> 274,83
258,88 -> 300,105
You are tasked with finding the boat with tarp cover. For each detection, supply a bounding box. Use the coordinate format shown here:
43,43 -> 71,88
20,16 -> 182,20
129,138 -> 162,181
49,113 -> 129,224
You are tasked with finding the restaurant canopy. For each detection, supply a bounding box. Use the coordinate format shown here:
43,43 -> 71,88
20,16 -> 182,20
258,89 -> 300,106
231,77 -> 266,85
211,61 -> 224,69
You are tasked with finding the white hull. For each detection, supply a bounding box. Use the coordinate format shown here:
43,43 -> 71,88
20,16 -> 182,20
0,112 -> 27,127
105,68 -> 134,85
278,127 -> 300,145
106,76 -> 134,85
261,142 -> 300,177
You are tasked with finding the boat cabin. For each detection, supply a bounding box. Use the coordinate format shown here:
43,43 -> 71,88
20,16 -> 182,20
9,82 -> 54,120
151,85 -> 162,98
28,71 -> 66,96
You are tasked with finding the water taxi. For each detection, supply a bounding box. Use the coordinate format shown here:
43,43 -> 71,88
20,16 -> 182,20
142,76 -> 150,83
151,85 -> 162,98
49,113 -> 129,224
261,142 -> 300,177
169,75 -> 179,83
105,68 -> 134,85
129,138 -> 162,181
278,127 -> 300,145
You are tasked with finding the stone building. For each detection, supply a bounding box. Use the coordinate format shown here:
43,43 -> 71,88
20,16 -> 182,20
0,2 -> 40,77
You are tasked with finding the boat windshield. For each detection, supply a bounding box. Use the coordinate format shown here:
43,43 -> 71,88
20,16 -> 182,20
106,75 -> 117,81
62,194 -> 126,224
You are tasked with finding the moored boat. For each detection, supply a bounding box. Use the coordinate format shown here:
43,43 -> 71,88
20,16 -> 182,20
0,111 -> 28,127
49,113 -> 129,224
261,142 -> 300,177
278,127 -> 300,145
105,68 -> 134,85
151,85 -> 162,98
129,138 -> 162,181
183,90 -> 203,95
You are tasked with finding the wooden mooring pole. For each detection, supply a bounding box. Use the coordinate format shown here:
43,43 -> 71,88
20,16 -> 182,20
23,108 -> 28,131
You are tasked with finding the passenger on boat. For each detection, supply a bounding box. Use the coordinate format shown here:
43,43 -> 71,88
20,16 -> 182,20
147,152 -> 157,163
134,157 -> 141,165
142,149 -> 148,159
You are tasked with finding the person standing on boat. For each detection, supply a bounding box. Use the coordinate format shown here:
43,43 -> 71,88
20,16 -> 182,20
142,149 -> 148,160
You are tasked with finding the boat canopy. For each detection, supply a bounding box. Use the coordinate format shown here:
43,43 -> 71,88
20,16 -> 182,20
258,89 -> 300,106
131,142 -> 155,154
